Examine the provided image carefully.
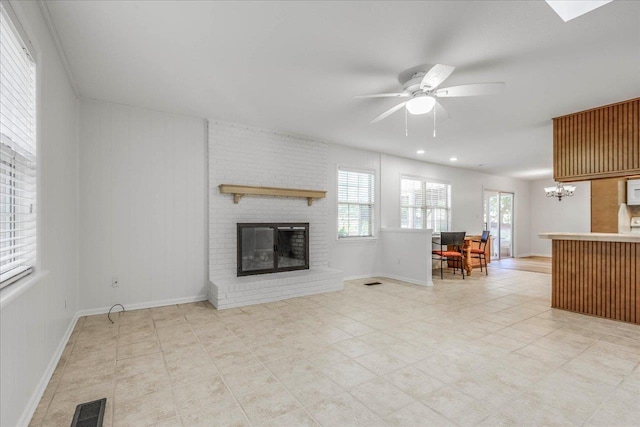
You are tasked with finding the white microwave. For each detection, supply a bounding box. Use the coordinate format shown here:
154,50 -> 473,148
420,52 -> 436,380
628,179 -> 640,205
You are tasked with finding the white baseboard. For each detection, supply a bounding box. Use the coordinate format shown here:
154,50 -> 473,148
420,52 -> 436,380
343,273 -> 382,281
17,312 -> 80,427
526,253 -> 551,258
76,294 -> 209,317
343,273 -> 432,287
18,294 -> 209,425
380,273 -> 433,287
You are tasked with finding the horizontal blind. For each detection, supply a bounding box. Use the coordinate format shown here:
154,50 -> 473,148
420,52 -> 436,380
1,4 -> 37,288
338,168 -> 374,238
401,178 -> 450,232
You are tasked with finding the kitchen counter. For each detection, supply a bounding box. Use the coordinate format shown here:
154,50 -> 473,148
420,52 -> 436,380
539,232 -> 640,243
539,233 -> 639,324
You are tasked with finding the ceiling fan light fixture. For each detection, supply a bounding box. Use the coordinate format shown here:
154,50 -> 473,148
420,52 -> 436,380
406,96 -> 436,115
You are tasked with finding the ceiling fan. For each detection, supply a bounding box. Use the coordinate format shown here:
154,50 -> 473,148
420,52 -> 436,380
355,64 -> 505,129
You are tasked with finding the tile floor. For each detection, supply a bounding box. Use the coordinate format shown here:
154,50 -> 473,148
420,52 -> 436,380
30,269 -> 640,427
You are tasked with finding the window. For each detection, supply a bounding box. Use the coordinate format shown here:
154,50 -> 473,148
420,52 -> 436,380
1,3 -> 37,289
401,178 -> 450,232
337,168 -> 374,238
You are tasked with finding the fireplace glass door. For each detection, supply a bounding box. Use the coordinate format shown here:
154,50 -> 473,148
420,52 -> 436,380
237,223 -> 309,276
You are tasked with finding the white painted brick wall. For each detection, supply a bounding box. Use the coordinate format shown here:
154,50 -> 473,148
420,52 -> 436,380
208,121 -> 338,307
212,268 -> 343,309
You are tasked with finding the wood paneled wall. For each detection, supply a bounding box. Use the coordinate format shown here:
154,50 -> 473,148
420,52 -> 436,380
553,98 -> 640,182
590,178 -> 626,233
552,240 -> 640,324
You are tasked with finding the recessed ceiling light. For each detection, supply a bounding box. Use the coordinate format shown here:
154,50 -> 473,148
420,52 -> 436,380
450,157 -> 457,162
417,150 -> 425,154
545,0 -> 613,22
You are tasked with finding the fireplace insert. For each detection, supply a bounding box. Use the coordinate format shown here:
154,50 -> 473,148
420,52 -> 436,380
237,223 -> 309,276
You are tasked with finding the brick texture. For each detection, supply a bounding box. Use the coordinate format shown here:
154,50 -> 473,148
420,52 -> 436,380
208,121 -> 341,307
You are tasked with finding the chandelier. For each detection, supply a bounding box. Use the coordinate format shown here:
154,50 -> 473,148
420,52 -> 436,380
544,182 -> 577,201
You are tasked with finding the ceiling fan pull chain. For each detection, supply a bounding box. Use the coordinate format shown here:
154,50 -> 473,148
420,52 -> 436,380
405,107 -> 408,136
433,104 -> 437,138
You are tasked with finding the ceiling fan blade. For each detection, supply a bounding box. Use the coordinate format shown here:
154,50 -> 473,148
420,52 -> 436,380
354,93 -> 409,99
420,64 -> 456,90
426,100 -> 450,121
370,102 -> 406,124
435,82 -> 505,97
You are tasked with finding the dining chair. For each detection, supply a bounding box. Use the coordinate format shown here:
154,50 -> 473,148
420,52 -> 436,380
432,231 -> 466,279
470,230 -> 490,275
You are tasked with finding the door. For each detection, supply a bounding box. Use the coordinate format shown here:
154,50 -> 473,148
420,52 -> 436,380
483,190 -> 514,259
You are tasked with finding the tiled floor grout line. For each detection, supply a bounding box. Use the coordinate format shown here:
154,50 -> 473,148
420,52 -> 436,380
574,343 -> 640,427
31,321 -> 79,427
159,311 -> 187,426
492,329 -> 611,426
237,310 -> 344,426
188,309 -> 257,427
348,287 -> 590,427
110,315 -> 122,427
32,271 -> 640,427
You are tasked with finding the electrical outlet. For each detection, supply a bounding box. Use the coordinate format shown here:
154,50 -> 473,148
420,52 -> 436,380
112,277 -> 119,288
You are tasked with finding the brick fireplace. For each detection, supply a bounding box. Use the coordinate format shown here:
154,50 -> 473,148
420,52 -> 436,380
208,121 -> 343,309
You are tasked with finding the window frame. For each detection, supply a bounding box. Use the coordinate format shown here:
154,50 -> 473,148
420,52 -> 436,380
400,175 -> 451,233
336,166 -> 376,240
0,0 -> 39,290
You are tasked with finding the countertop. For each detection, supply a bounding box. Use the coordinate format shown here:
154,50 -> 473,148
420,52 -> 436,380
538,232 -> 640,243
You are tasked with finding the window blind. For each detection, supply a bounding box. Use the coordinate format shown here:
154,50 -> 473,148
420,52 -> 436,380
1,4 -> 36,288
401,178 -> 450,232
338,168 -> 374,238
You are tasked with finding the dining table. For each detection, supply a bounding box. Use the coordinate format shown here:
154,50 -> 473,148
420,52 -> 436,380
433,235 -> 484,276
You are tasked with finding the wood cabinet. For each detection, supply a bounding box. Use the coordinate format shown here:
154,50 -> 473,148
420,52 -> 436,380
553,98 -> 640,182
590,178 -> 626,233
551,238 -> 640,324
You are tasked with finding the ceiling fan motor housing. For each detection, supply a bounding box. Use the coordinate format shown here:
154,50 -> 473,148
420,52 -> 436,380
403,72 -> 428,94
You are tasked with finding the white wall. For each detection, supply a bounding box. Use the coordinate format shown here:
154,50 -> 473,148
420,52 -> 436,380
380,154 -> 532,257
79,99 -> 208,311
529,178 -> 591,256
325,146 -> 532,278
326,144 -> 382,278
0,2 -> 79,426
380,228 -> 432,286
209,130 -> 533,282
209,121 -> 329,282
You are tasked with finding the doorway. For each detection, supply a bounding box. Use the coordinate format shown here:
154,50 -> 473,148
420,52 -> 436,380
483,190 -> 514,259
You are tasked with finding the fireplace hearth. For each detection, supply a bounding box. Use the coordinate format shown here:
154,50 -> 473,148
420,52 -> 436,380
237,223 -> 309,276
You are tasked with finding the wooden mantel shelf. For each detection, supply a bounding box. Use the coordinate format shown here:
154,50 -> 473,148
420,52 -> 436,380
218,184 -> 326,206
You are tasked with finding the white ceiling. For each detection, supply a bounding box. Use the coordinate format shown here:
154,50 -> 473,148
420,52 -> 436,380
46,0 -> 640,179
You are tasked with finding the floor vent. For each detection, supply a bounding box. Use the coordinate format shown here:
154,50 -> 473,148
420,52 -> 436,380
71,398 -> 106,427
363,281 -> 382,286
